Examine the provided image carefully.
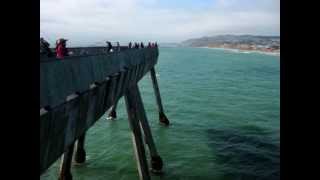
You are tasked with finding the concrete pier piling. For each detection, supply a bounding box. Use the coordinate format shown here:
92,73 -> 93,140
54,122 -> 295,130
150,67 -> 170,126
107,69 -> 126,120
132,84 -> 164,174
59,143 -> 75,180
107,102 -> 118,119
106,73 -> 119,120
124,85 -> 151,180
74,133 -> 86,164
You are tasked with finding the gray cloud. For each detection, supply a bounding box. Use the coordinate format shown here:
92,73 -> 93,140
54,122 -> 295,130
40,0 -> 279,46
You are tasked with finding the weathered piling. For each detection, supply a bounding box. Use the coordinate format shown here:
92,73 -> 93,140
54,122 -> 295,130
107,102 -> 117,119
107,73 -> 120,120
74,133 -> 86,164
107,68 -> 128,119
132,84 -> 163,174
58,142 -> 75,180
124,85 -> 151,180
150,67 -> 170,126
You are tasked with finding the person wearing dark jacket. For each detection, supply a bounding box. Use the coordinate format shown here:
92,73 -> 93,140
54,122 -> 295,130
128,42 -> 132,48
106,41 -> 113,52
140,42 -> 144,48
134,42 -> 139,49
40,37 -> 53,57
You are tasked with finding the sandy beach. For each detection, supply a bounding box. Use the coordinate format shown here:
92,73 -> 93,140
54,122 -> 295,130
198,46 -> 280,56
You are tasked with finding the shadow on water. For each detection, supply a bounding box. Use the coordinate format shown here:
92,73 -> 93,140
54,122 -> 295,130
207,125 -> 279,180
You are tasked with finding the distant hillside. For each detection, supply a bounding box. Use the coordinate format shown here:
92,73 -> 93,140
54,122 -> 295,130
181,35 -> 280,47
180,34 -> 280,54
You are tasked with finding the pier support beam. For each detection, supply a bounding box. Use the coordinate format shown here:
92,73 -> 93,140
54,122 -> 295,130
150,67 -> 170,126
124,85 -> 151,180
107,73 -> 121,120
58,142 -> 75,180
74,133 -> 86,164
133,84 -> 164,174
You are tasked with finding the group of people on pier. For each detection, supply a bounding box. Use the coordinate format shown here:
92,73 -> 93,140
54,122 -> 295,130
127,42 -> 158,49
106,41 -> 158,53
40,37 -> 158,59
40,38 -> 69,58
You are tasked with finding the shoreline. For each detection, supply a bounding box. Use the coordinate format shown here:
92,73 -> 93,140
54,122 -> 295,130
198,46 -> 280,56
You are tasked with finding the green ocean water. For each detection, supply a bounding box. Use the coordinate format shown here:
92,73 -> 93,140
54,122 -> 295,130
41,47 -> 280,180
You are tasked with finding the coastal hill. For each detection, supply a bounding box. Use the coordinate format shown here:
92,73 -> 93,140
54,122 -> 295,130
181,35 -> 280,53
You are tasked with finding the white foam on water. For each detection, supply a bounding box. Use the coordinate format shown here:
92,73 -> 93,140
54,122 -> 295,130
198,47 -> 280,56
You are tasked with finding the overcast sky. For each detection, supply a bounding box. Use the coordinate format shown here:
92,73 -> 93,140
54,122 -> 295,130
40,0 -> 280,46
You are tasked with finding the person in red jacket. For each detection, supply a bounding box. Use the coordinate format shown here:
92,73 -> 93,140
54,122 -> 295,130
56,38 -> 69,59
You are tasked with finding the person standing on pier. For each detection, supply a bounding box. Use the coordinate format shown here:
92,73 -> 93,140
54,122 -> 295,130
128,42 -> 132,48
106,41 -> 113,53
40,37 -> 53,57
140,42 -> 144,48
134,42 -> 139,49
56,38 -> 69,59
148,42 -> 152,48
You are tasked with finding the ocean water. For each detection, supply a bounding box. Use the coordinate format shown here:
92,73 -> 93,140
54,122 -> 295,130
41,47 -> 280,180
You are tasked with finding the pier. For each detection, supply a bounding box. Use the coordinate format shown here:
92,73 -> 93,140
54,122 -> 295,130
40,46 -> 169,180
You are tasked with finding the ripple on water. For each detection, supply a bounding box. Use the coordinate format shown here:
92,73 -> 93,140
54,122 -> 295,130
206,126 -> 280,180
